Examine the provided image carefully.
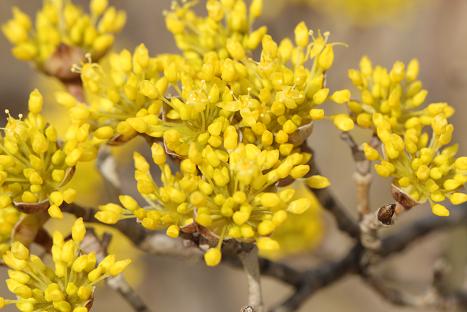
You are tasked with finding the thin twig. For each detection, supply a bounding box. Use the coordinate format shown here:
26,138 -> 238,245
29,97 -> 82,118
269,244 -> 364,312
340,132 -> 375,218
96,146 -> 122,201
239,247 -> 264,312
305,145 -> 360,238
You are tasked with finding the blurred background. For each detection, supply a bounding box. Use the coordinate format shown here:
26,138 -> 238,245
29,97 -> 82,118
0,0 -> 466,311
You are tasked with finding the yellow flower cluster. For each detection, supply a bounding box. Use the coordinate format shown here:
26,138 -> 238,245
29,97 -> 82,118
346,57 -> 454,133
56,44 -> 171,145
268,0 -> 418,26
126,26 -> 350,157
165,0 -> 266,58
0,218 -> 131,312
97,143 -> 329,266
2,0 -> 125,65
363,115 -> 466,216
0,90 -> 92,219
80,0 -> 340,266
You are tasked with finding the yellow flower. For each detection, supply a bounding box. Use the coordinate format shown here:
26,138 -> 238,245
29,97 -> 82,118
0,218 -> 131,312
2,0 -> 125,66
0,90 -> 86,218
347,57 -> 454,133
97,143 -> 328,266
165,0 -> 267,58
58,45 -> 170,145
367,115 -> 466,216
261,182 -> 323,259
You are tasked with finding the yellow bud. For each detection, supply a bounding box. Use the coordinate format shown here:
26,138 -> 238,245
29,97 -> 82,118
227,39 -> 245,60
454,157 -> 467,170
258,220 -> 274,236
283,120 -> 297,134
406,59 -> 419,81
318,45 -> 334,70
77,286 -> 93,301
306,175 -> 330,189
166,225 -> 180,238
224,126 -> 238,150
449,193 -> 467,205
233,211 -> 250,225
151,144 -> 166,165
260,193 -> 281,208
257,237 -> 280,252
333,114 -> 354,132
290,165 -> 310,178
91,0 -> 108,16
48,205 -> 64,219
313,88 -> 329,105
374,161 -> 395,177
28,89 -> 43,114
444,179 -> 461,191
287,198 -> 311,214
109,259 -> 132,276
432,203 -> 450,217
331,89 -> 351,104
119,195 -> 139,211
63,189 -> 77,204
362,143 -> 379,161
72,218 -> 86,243
94,126 -> 114,140
11,242 -> 29,260
309,109 -> 325,120
294,22 -> 309,47
250,0 -> 263,18
204,248 -> 222,267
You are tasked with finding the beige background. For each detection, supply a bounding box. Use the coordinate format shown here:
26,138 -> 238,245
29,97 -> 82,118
0,0 -> 466,311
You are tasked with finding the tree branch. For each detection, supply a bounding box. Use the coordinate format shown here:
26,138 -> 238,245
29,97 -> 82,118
239,247 -> 264,312
305,145 -> 360,238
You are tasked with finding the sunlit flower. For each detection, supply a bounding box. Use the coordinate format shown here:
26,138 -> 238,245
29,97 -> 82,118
97,143 -> 327,266
363,114 -> 466,216
345,57 -> 454,133
0,90 -> 91,219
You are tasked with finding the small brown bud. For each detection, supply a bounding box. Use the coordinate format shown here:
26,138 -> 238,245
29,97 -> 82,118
377,204 -> 396,225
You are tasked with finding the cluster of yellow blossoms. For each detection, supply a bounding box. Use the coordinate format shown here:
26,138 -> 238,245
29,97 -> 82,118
0,218 -> 131,312
56,44 -> 170,145
347,57 -> 454,133
166,0 -> 266,57
267,0 -> 418,26
2,0 -> 125,67
362,115 -> 466,216
1,0 -> 464,275
347,57 -> 466,215
97,143 -> 329,265
83,0 -> 343,265
0,90 -> 88,219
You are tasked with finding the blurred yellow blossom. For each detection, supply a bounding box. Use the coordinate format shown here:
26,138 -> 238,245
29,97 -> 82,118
2,0 -> 125,68
261,182 -> 323,259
